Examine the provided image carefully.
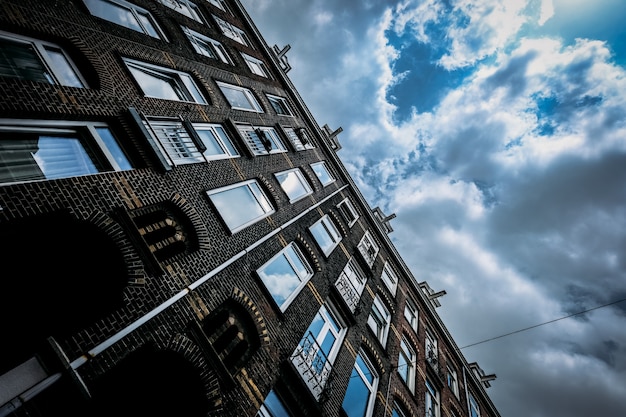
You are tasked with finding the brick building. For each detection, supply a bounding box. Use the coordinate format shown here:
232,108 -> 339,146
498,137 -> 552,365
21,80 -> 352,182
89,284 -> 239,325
0,1 -> 501,417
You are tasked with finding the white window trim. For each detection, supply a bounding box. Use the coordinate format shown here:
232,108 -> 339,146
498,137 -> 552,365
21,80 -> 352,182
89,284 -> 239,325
447,366 -> 460,398
84,0 -> 167,40
337,197 -> 359,227
213,15 -> 251,46
241,52 -> 270,78
193,122 -> 239,160
309,215 -> 342,256
217,81 -> 263,112
143,118 -> 203,165
237,124 -> 287,155
469,393 -> 481,417
404,297 -> 419,333
124,58 -> 207,104
399,336 -> 417,392
266,94 -> 293,116
358,231 -> 379,268
310,161 -> 335,186
343,350 -> 379,417
257,242 -> 313,311
368,295 -> 391,346
182,26 -> 232,64
0,31 -> 87,87
160,0 -> 205,23
283,126 -> 314,151
426,379 -> 441,417
206,179 -> 275,233
381,262 -> 398,296
274,168 -> 312,203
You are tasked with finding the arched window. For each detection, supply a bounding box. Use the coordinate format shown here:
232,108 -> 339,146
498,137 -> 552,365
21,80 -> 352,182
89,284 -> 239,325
341,349 -> 379,417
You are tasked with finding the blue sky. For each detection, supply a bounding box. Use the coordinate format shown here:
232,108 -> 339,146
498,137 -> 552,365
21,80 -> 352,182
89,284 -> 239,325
244,0 -> 626,416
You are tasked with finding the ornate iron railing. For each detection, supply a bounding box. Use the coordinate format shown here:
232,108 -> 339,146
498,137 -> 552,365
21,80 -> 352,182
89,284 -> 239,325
291,331 -> 335,400
334,273 -> 362,313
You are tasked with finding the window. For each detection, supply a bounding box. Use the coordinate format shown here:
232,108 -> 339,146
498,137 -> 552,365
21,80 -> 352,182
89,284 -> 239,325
283,127 -> 313,151
367,295 -> 390,346
341,350 -> 378,417
0,31 -> 85,87
309,215 -> 342,256
381,262 -> 398,295
310,161 -> 335,186
182,26 -> 232,64
206,179 -> 274,233
337,198 -> 359,227
257,242 -> 313,311
241,53 -> 270,77
291,303 -> 347,399
275,168 -> 312,203
404,297 -> 419,333
159,0 -> 204,23
358,231 -> 379,268
257,390 -> 292,417
425,380 -> 440,417
237,125 -> 287,155
425,329 -> 438,365
217,81 -> 263,112
213,15 -> 251,46
207,0 -> 231,13
143,119 -> 238,165
392,403 -> 410,417
84,0 -> 166,40
447,366 -> 459,398
398,336 -> 416,392
0,119 -> 131,185
335,257 -> 367,312
266,95 -> 293,116
469,393 -> 480,417
124,58 -> 206,103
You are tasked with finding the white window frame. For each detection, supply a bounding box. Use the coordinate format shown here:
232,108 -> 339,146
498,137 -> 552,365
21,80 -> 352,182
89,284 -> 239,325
341,350 -> 379,417
266,94 -> 293,116
381,262 -> 398,296
237,125 -> 287,155
206,179 -> 275,233
84,0 -> 167,40
241,52 -> 270,78
274,168 -> 312,203
447,365 -> 459,398
143,118 -> 203,165
310,161 -> 335,186
0,119 -> 131,185
425,379 -> 440,417
193,122 -> 239,160
283,126 -> 313,151
426,329 -> 438,361
217,81 -> 263,112
367,294 -> 391,346
337,197 -> 359,227
213,15 -> 251,46
334,257 -> 367,312
469,393 -> 481,417
182,26 -> 232,64
124,58 -> 207,104
207,0 -> 231,13
398,336 -> 416,392
257,242 -> 313,311
0,31 -> 86,88
309,215 -> 342,256
404,297 -> 419,333
159,0 -> 205,23
257,390 -> 291,417
358,231 -> 379,268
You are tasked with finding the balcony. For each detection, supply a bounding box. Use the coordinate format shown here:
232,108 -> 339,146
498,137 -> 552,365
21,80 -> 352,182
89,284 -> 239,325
290,331 -> 336,401
334,274 -> 362,313
425,347 -> 445,383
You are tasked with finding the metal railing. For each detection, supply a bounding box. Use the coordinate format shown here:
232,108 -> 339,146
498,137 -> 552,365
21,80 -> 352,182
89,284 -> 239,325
334,273 -> 362,313
291,331 -> 335,400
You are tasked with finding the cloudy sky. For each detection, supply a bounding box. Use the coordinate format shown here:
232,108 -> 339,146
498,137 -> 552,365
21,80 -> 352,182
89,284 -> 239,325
243,0 -> 626,416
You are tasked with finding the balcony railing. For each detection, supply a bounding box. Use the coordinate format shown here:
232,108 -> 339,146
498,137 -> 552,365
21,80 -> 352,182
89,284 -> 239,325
291,331 -> 335,400
334,274 -> 362,313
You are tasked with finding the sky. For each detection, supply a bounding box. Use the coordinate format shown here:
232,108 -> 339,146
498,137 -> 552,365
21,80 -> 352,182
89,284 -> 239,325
243,1 -> 626,416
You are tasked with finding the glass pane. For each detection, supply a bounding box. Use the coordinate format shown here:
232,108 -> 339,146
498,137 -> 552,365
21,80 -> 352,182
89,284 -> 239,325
86,0 -> 144,33
259,252 -> 300,307
260,390 -> 291,417
310,222 -> 335,254
210,184 -> 267,230
43,46 -> 84,87
356,355 -> 374,384
285,245 -> 309,278
96,127 -> 131,170
312,162 -> 333,185
180,73 -> 206,104
0,38 -> 51,83
137,12 -> 161,38
276,170 -> 309,201
214,126 -> 238,155
221,85 -> 254,110
129,65 -> 182,100
342,364 -> 369,417
196,128 -> 225,156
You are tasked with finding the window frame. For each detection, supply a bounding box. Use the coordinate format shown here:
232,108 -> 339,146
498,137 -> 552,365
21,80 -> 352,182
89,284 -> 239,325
217,81 -> 263,112
425,379 -> 441,417
398,336 -> 417,392
381,262 -> 398,296
213,15 -> 251,46
159,0 -> 205,23
0,119 -> 132,185
310,161 -> 335,186
193,122 -> 239,160
334,257 -> 367,312
447,365 -> 460,398
182,26 -> 232,64
0,31 -> 87,88
237,125 -> 287,155
124,58 -> 207,104
337,197 -> 359,227
469,393 -> 481,417
358,231 -> 379,268
266,94 -> 293,116
367,294 -> 391,346
83,0 -> 167,40
309,214 -> 342,257
341,350 -> 379,417
241,52 -> 270,78
404,297 -> 419,333
274,168 -> 313,203
283,126 -> 314,151
206,179 -> 275,233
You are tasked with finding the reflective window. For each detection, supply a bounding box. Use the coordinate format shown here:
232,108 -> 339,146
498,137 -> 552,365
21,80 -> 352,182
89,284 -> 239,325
310,161 -> 335,186
275,168 -> 312,203
404,297 -> 419,333
213,15 -> 251,46
182,26 -> 231,64
257,242 -> 313,311
84,0 -> 166,40
469,393 -> 480,417
398,337 -> 416,392
0,31 -> 85,87
283,127 -> 313,151
160,0 -> 204,23
447,366 -> 459,398
341,351 -> 378,417
257,390 -> 291,417
124,58 -> 206,103
335,257 -> 367,312
309,215 -> 342,256
425,380 -> 440,417
0,120 -> 131,184
217,81 -> 262,112
195,123 -> 239,159
237,125 -> 286,155
266,95 -> 292,116
367,295 -> 390,346
358,231 -> 379,268
337,197 -> 359,227
241,52 -> 270,77
392,403 -> 410,417
207,179 -> 274,233
381,262 -> 398,296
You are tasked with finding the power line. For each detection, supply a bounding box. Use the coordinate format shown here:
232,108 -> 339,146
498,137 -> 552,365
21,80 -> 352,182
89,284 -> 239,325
459,297 -> 626,350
